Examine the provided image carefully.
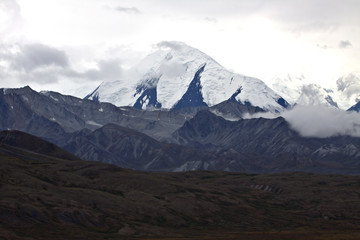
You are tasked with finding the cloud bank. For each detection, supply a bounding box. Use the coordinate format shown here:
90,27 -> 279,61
244,105 -> 360,138
12,43 -> 69,72
0,41 -> 123,87
283,105 -> 360,138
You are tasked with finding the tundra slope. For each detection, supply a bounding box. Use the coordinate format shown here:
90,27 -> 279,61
1,130 -> 360,240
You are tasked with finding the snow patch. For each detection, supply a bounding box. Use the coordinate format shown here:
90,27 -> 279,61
50,95 -> 59,102
21,96 -> 29,102
174,161 -> 202,172
2,88 -> 10,95
86,120 -> 103,127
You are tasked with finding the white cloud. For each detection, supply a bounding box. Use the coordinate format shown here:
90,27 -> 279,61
156,41 -> 186,51
244,105 -> 360,138
283,105 -> 360,138
0,0 -> 23,37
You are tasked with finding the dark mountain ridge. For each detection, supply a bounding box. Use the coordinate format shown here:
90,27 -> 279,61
172,110 -> 360,173
348,101 -> 360,112
1,86 -> 360,174
63,123 -> 252,172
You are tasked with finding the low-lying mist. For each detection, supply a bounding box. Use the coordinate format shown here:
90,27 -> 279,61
244,105 -> 360,138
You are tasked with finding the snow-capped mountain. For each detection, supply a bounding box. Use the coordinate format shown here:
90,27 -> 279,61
86,42 -> 289,113
296,84 -> 338,107
272,72 -> 360,110
272,75 -> 339,108
336,72 -> 360,109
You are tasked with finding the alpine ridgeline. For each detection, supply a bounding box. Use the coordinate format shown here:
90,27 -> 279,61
85,42 -> 289,113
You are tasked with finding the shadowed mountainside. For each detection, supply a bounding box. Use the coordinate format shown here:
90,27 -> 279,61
0,130 -> 80,161
63,123 -> 253,171
1,86 -> 360,174
172,110 -> 360,174
348,101 -> 360,112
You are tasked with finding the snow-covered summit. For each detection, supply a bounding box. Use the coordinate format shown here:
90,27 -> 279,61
85,41 -> 289,113
335,72 -> 360,109
272,76 -> 338,108
272,72 -> 360,110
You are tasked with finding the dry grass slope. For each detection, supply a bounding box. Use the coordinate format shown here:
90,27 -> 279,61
1,137 -> 360,239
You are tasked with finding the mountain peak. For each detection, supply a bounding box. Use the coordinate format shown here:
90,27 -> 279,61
85,42 -> 289,113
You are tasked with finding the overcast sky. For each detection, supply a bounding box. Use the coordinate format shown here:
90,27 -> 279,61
1,0 -> 360,96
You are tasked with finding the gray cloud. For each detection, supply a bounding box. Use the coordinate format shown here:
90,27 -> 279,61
316,40 -> 353,50
316,43 -> 330,49
339,40 -> 352,48
70,59 -> 123,81
0,42 -> 69,84
0,42 -> 123,86
204,17 -> 218,24
12,43 -> 69,72
115,6 -> 141,14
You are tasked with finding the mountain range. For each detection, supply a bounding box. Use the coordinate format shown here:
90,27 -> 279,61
84,42 -> 360,111
1,85 -> 360,174
1,42 -> 360,239
0,42 -> 360,174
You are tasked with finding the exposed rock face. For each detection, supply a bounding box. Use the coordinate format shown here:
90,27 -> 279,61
348,101 -> 360,112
